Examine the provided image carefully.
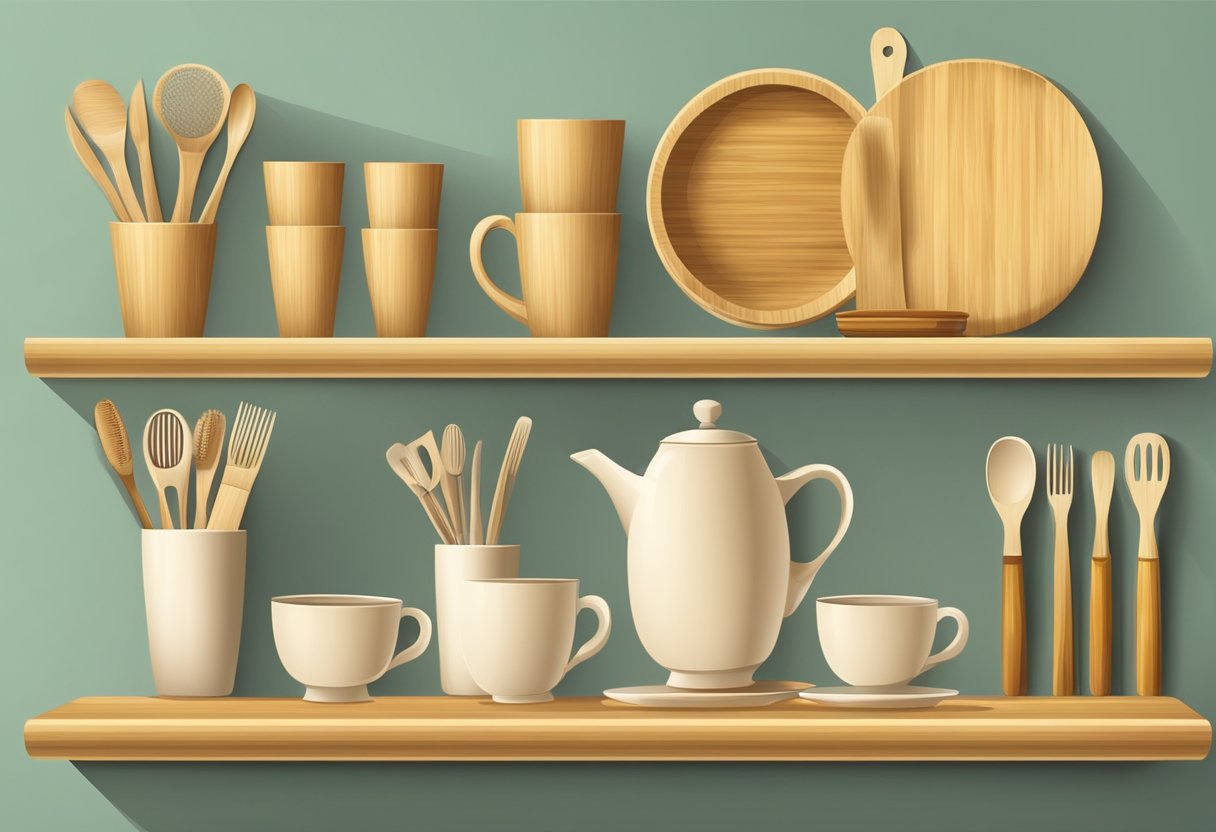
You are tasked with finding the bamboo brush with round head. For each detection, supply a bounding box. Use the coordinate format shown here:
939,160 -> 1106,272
93,400 -> 152,529
193,409 -> 226,529
153,63 -> 230,222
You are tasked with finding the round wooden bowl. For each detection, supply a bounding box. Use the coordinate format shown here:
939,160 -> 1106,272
648,69 -> 865,329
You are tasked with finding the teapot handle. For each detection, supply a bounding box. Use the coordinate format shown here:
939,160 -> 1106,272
777,464 -> 854,617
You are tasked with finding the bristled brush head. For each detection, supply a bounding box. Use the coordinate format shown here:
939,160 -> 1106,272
194,409 -> 225,469
153,64 -> 230,147
93,399 -> 132,476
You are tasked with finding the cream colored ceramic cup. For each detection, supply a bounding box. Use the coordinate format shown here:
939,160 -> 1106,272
272,594 -> 432,703
143,530 -> 246,697
817,595 -> 969,687
461,579 -> 611,703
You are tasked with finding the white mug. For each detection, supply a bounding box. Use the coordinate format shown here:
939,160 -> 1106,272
817,594 -> 969,687
460,579 -> 611,703
272,594 -> 432,703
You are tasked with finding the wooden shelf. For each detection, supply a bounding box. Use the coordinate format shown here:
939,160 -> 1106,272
24,696 -> 1210,762
22,337 -> 1212,379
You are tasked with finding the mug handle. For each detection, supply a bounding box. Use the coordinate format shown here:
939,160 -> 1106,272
470,214 -> 529,325
563,595 -> 612,676
919,607 -> 969,674
776,464 -> 855,617
387,607 -> 434,671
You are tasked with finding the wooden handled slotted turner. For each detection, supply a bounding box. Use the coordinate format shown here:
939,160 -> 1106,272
1125,433 -> 1170,695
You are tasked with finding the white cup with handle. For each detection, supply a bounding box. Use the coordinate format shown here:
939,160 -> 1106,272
817,594 -> 969,687
272,594 -> 432,703
461,578 -> 611,703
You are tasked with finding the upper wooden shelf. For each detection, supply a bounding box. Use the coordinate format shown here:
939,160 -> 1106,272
24,696 -> 1210,762
21,336 -> 1213,378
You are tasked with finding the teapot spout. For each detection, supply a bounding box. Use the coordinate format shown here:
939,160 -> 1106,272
571,449 -> 642,532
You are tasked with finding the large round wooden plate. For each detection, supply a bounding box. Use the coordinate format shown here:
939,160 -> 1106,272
648,70 -> 865,329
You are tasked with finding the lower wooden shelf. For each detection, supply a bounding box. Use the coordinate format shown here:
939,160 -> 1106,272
24,696 -> 1210,762
22,336 -> 1214,378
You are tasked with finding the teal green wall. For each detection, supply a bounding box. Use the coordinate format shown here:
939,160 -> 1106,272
3,1 -> 1214,829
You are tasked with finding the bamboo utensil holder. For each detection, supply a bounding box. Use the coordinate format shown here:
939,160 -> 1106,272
266,225 -> 345,337
364,163 -> 443,229
110,222 -> 217,337
264,161 -> 345,225
362,228 -> 437,337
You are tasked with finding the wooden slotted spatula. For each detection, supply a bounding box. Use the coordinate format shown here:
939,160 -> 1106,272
207,402 -> 276,530
1125,433 -> 1170,696
386,443 -> 457,544
143,409 -> 191,529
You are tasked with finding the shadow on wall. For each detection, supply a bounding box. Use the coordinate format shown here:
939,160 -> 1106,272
201,95 -> 518,339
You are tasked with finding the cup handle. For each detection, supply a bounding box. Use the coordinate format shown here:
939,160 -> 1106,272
470,214 -> 529,325
920,606 -> 969,674
387,607 -> 434,671
563,595 -> 611,676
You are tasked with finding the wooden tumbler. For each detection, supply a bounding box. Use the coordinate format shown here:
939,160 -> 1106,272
362,228 -> 438,337
111,222 -> 217,337
517,119 -> 625,212
266,225 -> 345,337
264,161 -> 345,225
364,163 -> 444,229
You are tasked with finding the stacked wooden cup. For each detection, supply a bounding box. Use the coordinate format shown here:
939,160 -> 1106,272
362,163 -> 445,337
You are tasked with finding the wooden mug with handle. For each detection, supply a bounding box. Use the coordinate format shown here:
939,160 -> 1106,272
469,212 -> 619,337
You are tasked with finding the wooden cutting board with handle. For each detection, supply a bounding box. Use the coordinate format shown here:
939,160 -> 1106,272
851,28 -> 1103,336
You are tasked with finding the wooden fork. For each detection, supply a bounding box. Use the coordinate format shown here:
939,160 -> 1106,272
1125,433 -> 1170,695
1047,443 -> 1074,696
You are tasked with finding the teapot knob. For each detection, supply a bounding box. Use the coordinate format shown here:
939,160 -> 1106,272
693,399 -> 722,429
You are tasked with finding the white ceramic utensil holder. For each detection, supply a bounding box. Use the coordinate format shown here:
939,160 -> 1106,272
434,544 -> 520,695
142,529 -> 246,697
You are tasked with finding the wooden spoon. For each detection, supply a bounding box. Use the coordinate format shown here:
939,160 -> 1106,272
72,80 -> 146,221
143,409 -> 191,529
199,83 -> 256,224
986,436 -> 1036,696
128,80 -> 163,222
65,107 -> 131,222
1089,450 -> 1115,696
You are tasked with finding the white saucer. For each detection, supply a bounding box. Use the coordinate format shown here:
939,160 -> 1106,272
799,685 -> 958,709
604,681 -> 810,708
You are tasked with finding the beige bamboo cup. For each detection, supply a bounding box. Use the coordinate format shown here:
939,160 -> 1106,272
266,225 -> 345,337
362,228 -> 438,337
517,119 -> 625,212
142,530 -> 246,697
470,212 -> 619,337
434,544 -> 520,695
264,161 -> 345,225
364,163 -> 444,229
110,222 -> 217,337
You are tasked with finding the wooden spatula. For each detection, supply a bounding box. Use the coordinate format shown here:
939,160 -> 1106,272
1125,433 -> 1170,695
840,115 -> 906,311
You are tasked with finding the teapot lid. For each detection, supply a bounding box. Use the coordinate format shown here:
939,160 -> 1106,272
662,400 -> 755,445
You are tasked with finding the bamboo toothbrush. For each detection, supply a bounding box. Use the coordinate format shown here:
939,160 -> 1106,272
93,400 -> 152,529
207,402 -> 276,530
193,409 -> 226,529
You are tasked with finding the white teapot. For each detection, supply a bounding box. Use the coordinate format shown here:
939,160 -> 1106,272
572,400 -> 853,689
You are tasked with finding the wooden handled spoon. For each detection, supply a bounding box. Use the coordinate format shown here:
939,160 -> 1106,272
986,436 -> 1035,696
72,80 -> 146,221
199,83 -> 256,224
1089,450 -> 1115,696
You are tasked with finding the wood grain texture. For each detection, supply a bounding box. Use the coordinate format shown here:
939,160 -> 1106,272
1002,556 -> 1027,695
21,337 -> 1213,379
266,225 -> 345,337
65,108 -> 132,222
835,310 -> 966,337
517,120 -> 624,213
863,60 -> 1102,335
72,80 -> 146,222
648,69 -> 864,329
364,162 -> 444,229
128,81 -> 163,222
1138,557 -> 1162,696
263,162 -> 345,226
109,223 -> 216,337
24,696 -> 1210,762
362,229 -> 437,337
840,116 -> 906,310
1091,556 -> 1112,696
